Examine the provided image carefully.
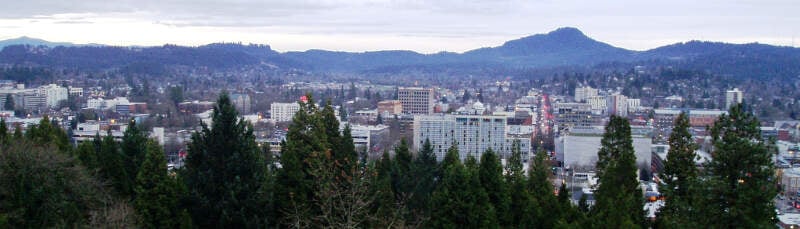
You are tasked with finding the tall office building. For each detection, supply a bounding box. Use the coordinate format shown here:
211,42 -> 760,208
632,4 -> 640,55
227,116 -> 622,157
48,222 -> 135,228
413,114 -> 531,162
553,102 -> 597,132
725,88 -> 743,109
574,86 -> 598,102
606,93 -> 628,117
398,87 -> 434,115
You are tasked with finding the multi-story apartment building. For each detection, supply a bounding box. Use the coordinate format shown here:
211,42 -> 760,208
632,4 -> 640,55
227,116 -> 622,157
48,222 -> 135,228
413,114 -> 531,162
606,93 -> 628,117
270,102 -> 301,122
36,84 -> 68,108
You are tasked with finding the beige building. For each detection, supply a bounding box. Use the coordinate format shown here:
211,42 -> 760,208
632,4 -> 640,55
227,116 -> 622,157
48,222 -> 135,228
377,100 -> 402,116
398,87 -> 434,115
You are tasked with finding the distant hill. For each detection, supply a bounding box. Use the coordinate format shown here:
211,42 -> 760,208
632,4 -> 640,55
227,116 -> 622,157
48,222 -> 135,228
0,36 -> 82,48
1,28 -> 799,79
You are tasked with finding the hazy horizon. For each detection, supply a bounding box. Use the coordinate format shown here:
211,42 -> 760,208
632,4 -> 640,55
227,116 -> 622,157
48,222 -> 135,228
1,0 -> 797,54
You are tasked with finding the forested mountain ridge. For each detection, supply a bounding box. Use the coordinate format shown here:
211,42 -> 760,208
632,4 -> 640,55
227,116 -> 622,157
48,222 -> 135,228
1,27 -> 798,79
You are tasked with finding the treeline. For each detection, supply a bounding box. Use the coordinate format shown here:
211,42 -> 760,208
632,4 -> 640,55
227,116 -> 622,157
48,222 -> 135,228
0,94 -> 777,228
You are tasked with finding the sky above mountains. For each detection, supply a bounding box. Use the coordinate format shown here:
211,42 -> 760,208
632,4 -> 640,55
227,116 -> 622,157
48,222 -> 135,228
0,0 -> 797,53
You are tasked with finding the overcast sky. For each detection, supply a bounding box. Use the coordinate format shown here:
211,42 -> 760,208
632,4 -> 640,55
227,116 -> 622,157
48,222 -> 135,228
0,0 -> 797,53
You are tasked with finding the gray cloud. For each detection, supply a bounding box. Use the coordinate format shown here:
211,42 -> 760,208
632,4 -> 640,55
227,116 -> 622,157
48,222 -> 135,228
0,0 -> 798,52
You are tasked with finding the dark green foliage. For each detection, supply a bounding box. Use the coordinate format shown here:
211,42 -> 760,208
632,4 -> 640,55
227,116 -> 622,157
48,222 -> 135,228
3,94 -> 13,111
592,115 -> 644,228
479,149 -> 511,226
0,141 -> 111,227
657,112 -> 700,227
391,138 -> 414,205
75,141 -> 99,170
505,140 -> 537,227
0,118 -> 7,145
122,119 -> 149,197
276,95 -> 325,225
408,138 -> 438,222
370,150 -> 401,226
134,140 -> 181,228
339,124 -> 358,176
429,146 -> 497,228
25,116 -> 70,153
183,93 -> 269,227
528,147 -> 561,228
97,131 -> 133,196
169,85 -> 184,106
699,104 -> 777,228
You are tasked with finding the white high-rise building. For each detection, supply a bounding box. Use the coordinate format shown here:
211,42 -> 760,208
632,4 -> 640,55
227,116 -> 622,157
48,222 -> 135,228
36,84 -> 68,108
398,87 -> 434,115
725,88 -> 743,109
574,86 -> 598,102
606,93 -> 628,117
627,98 -> 641,113
270,102 -> 301,122
587,96 -> 607,114
413,114 -> 531,162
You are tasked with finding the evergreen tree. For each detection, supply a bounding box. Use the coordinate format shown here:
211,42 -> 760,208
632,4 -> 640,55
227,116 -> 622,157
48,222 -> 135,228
75,141 -> 99,170
339,125 -> 358,176
657,112 -> 699,227
12,123 -> 21,140
25,116 -> 70,153
391,138 -> 414,205
408,138 -> 437,223
0,141 -> 115,227
98,130 -> 132,196
338,104 -> 348,121
0,117 -> 7,145
121,119 -> 148,197
700,104 -> 777,228
430,146 -> 496,228
528,147 -> 562,228
370,150 -> 402,227
479,148 -> 511,226
505,140 -> 536,227
276,94 -> 327,227
134,140 -> 181,228
592,115 -> 644,228
183,93 -> 269,227
3,94 -> 13,111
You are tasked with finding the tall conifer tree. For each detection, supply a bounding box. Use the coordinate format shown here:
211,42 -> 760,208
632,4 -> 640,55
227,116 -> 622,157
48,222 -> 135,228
701,104 -> 776,227
183,93 -> 268,227
592,115 -> 644,228
657,112 -> 699,227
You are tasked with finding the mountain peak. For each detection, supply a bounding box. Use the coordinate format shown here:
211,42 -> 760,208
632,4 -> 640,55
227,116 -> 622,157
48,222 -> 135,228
547,27 -> 586,38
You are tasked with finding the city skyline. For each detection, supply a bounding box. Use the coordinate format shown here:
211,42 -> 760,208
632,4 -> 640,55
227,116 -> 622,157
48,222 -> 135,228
0,0 -> 797,53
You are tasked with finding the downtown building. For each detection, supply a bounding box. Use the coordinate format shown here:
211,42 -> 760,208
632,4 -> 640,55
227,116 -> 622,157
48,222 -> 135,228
555,126 -> 653,171
553,102 -> 599,133
574,86 -> 598,103
725,88 -> 743,109
270,102 -> 301,122
398,87 -> 434,115
413,114 -> 531,162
